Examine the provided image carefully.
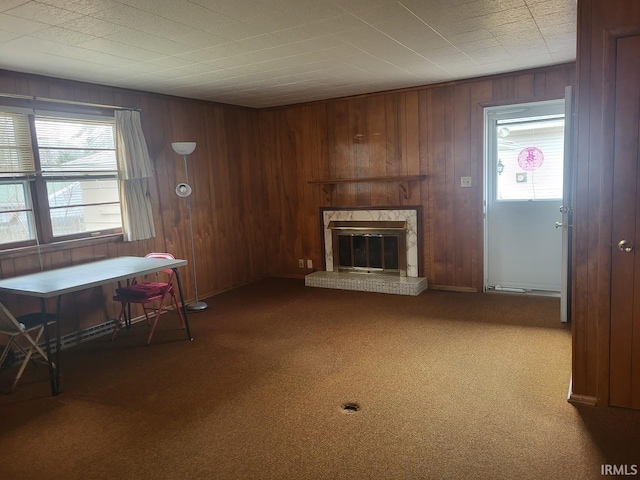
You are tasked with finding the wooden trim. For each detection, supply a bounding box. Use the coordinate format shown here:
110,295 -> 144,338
308,175 -> 425,185
428,285 -> 478,293
270,273 -> 307,280
568,393 -> 598,406
0,233 -> 122,261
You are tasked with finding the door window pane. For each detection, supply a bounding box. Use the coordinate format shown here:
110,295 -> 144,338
496,117 -> 564,201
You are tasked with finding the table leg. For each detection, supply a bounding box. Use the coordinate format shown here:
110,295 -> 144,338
55,295 -> 62,394
172,268 -> 193,341
40,298 -> 57,396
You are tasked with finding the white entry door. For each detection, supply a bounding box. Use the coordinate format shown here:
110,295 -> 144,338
484,100 -> 566,295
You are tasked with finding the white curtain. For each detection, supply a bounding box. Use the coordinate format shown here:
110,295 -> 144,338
115,110 -> 156,242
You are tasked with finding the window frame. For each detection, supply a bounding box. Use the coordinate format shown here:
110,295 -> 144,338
0,109 -> 123,250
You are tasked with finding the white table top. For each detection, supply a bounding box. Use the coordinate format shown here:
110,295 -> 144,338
0,256 -> 187,298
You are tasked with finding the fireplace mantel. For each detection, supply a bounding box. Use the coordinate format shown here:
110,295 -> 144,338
308,175 -> 425,199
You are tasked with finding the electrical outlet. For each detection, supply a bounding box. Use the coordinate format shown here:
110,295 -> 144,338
298,259 -> 304,268
460,176 -> 472,187
307,259 -> 313,269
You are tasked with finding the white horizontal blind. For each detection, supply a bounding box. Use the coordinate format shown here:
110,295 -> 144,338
34,116 -> 117,177
0,112 -> 35,176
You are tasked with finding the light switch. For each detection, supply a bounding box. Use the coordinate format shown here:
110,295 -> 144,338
461,176 -> 472,187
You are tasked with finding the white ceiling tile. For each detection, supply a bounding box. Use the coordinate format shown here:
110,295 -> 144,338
231,33 -> 290,52
0,11 -> 47,33
56,44 -> 137,67
36,0 -> 111,16
58,15 -> 129,37
457,37 -> 502,52
330,0 -> 397,13
157,63 -> 222,79
144,56 -> 195,69
472,53 -> 515,65
4,1 -> 83,25
149,1 -> 236,31
0,28 -> 20,41
495,32 -> 546,48
176,44 -> 239,63
208,21 -> 270,41
75,38 -> 164,62
528,0 -> 576,17
89,3 -> 159,29
445,29 -> 495,45
548,41 -> 575,54
419,46 -> 470,62
264,0 -> 344,23
543,32 -> 576,46
539,22 -> 576,37
104,28 -> 195,55
29,25 -> 95,45
115,62 -> 172,74
551,49 -> 575,63
3,35 -> 66,54
274,14 -> 366,43
170,29 -> 233,49
351,2 -> 412,25
0,0 -> 29,13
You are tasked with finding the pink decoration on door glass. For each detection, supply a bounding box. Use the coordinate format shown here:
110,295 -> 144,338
517,146 -> 544,171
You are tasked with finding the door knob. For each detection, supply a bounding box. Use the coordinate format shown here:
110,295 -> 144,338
555,222 -> 565,229
618,240 -> 634,253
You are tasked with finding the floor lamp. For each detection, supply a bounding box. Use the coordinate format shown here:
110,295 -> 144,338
172,142 -> 208,311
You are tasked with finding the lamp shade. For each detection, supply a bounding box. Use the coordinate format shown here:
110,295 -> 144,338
171,142 -> 196,155
175,183 -> 192,197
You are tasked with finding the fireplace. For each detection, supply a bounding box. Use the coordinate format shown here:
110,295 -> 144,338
329,221 -> 407,276
305,208 -> 428,296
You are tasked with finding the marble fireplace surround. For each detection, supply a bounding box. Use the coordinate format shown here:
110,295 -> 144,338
322,208 -> 419,277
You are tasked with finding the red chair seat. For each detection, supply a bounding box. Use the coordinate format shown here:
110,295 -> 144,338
111,253 -> 186,345
115,282 -> 167,298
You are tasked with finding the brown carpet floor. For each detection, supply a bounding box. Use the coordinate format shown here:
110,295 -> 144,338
0,278 -> 639,479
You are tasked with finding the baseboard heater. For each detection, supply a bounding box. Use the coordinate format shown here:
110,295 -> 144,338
5,312 -> 152,366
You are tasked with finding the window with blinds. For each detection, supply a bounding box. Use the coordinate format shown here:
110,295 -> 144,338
0,112 -> 37,244
0,112 -> 35,176
0,110 -> 122,248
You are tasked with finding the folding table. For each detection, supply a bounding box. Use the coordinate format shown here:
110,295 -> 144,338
0,256 -> 192,395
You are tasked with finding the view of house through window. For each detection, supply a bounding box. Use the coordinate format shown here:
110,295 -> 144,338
0,111 -> 122,249
495,115 -> 565,201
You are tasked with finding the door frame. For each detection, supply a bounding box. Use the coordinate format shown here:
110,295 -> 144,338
483,98 -> 571,311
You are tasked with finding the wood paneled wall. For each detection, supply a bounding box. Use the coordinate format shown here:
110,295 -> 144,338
0,63 -> 575,337
0,70 -> 267,334
259,64 -> 576,289
570,0 -> 640,407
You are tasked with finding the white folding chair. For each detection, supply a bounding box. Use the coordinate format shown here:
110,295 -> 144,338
0,302 -> 57,392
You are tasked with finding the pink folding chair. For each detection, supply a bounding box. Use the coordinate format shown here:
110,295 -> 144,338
112,253 -> 186,345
